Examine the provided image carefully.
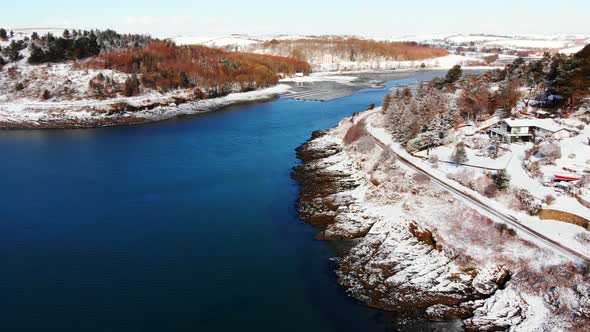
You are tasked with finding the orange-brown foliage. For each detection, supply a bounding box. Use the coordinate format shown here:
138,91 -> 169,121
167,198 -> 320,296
258,38 -> 448,62
84,41 -> 311,95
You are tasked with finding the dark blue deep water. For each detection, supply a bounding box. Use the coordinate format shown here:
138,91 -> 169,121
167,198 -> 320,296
0,72 -> 453,332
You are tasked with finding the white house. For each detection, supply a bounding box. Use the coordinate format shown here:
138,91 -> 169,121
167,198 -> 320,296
488,118 -> 575,142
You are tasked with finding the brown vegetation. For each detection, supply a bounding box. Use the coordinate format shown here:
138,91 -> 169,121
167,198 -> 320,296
255,37 -> 448,62
83,41 -> 311,96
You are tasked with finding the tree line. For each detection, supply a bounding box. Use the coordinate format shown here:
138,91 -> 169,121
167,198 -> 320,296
381,44 -> 590,152
252,37 -> 448,63
0,28 -> 152,65
83,41 -> 311,97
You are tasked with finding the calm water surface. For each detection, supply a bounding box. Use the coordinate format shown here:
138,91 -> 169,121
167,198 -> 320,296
0,71 -> 459,331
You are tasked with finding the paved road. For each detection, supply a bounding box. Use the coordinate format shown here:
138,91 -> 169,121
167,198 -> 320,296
358,110 -> 590,265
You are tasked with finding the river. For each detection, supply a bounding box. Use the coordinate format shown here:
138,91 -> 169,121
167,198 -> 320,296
0,70 -> 461,331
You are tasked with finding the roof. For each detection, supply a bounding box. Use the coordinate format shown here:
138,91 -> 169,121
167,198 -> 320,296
502,118 -> 567,133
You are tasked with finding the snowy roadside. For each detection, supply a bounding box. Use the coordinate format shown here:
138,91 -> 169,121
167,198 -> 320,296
363,110 -> 590,259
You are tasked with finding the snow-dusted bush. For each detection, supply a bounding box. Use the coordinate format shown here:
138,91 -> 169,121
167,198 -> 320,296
343,121 -> 366,145
428,153 -> 439,166
539,143 -> 562,164
451,142 -> 469,164
575,232 -> 590,247
513,188 -> 542,215
524,160 -> 541,177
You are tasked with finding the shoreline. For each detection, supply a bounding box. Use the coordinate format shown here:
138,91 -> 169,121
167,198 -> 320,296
291,109 -> 590,331
0,64 -> 500,131
0,84 -> 290,130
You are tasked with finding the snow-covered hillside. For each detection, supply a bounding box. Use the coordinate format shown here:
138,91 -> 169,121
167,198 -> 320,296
0,29 -> 296,128
170,33 -> 588,72
294,109 -> 590,331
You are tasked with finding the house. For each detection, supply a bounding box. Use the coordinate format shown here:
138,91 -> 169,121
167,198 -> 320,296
488,118 -> 575,142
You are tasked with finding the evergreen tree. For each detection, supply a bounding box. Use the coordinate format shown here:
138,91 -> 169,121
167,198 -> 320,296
493,169 -> 511,191
31,32 -> 39,40
2,40 -> 26,62
28,44 -> 46,64
445,65 -> 463,84
0,28 -> 7,40
62,29 -> 71,39
451,142 -> 468,164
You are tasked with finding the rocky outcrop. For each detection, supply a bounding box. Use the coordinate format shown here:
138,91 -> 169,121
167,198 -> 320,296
292,128 -> 515,328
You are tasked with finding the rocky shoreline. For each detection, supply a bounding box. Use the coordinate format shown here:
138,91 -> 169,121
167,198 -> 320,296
291,115 -> 590,331
0,85 -> 286,130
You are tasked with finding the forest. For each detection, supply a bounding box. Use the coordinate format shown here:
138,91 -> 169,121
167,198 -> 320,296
0,28 -> 152,65
83,41 -> 311,96
250,37 -> 448,63
1,28 -> 311,98
382,44 -> 590,152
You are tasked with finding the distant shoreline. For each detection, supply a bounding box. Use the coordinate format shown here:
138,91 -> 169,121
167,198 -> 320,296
0,85 -> 290,130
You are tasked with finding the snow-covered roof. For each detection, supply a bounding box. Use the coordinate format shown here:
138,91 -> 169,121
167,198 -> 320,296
502,118 -> 568,133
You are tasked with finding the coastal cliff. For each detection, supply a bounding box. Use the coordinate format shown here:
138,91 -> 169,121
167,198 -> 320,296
292,111 -> 590,331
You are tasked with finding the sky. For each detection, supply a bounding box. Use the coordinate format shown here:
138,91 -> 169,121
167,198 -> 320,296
4,0 -> 590,37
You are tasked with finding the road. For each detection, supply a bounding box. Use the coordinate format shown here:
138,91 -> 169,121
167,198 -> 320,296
358,110 -> 590,265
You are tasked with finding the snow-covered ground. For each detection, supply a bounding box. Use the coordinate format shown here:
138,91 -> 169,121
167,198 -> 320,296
415,143 -> 513,170
0,29 -> 299,128
364,112 -> 590,258
171,35 -> 260,48
298,108 -> 590,330
168,32 -> 590,73
0,81 -> 290,128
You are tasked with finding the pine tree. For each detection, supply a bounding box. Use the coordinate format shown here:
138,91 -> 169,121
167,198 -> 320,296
0,28 -> 7,40
2,40 -> 25,62
62,29 -> 71,39
451,142 -> 468,164
28,44 -> 46,64
493,169 -> 511,191
445,65 -> 463,84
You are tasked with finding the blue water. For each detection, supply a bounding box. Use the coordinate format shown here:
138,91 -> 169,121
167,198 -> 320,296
0,72 -> 450,331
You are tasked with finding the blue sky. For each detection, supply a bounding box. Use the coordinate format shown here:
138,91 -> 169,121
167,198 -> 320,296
5,0 -> 590,37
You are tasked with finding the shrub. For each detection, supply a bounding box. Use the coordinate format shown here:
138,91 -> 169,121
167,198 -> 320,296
382,94 -> 393,113
123,74 -> 141,97
514,188 -> 542,215
494,222 -> 517,236
451,142 -> 469,164
539,143 -> 562,163
428,154 -> 439,165
343,121 -> 366,145
484,183 -> 499,198
526,160 -> 542,177
492,169 -> 511,191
